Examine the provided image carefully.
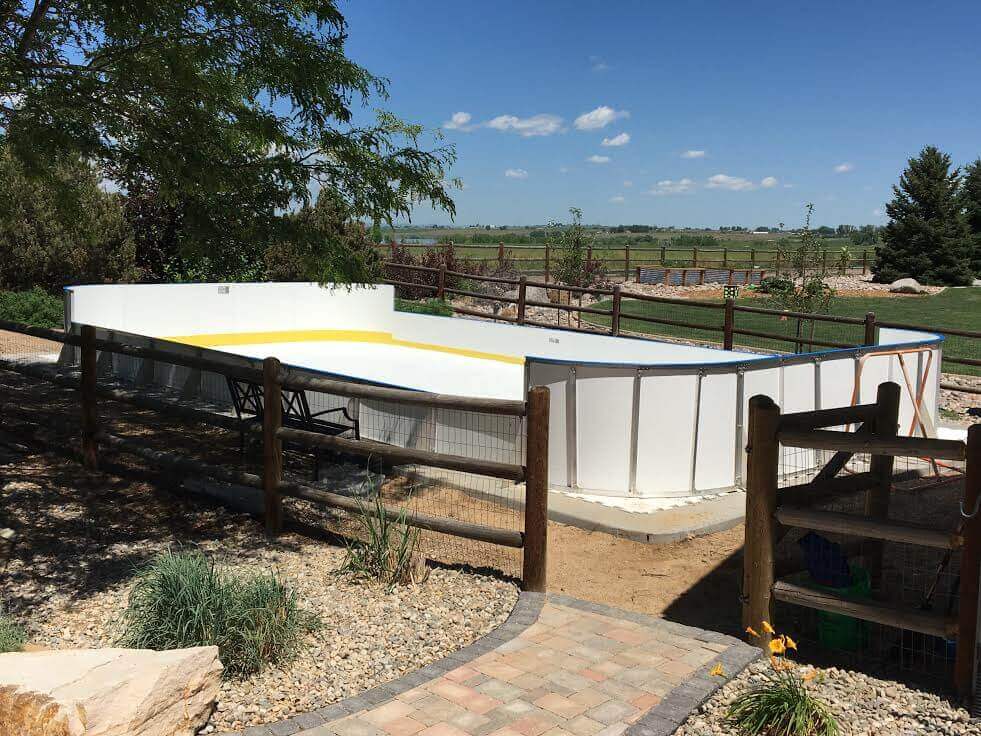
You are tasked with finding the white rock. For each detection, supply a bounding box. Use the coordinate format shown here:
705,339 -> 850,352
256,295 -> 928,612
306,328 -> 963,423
889,277 -> 928,294
0,646 -> 222,736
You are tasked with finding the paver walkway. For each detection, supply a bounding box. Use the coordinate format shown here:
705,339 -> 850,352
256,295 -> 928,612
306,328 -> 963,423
239,594 -> 757,736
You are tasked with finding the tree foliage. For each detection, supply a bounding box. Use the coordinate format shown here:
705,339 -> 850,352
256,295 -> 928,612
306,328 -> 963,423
265,189 -> 381,284
1,0 -> 456,268
873,146 -> 972,285
961,158 -> 981,279
0,147 -> 137,291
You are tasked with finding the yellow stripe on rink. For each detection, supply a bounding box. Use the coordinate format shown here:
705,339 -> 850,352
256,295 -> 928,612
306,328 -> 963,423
165,329 -> 525,365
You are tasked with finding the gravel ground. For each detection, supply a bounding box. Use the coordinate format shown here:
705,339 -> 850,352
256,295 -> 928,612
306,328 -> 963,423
0,450 -> 518,733
675,658 -> 975,736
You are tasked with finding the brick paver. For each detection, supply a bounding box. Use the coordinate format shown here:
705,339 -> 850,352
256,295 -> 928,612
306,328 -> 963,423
286,595 -> 757,736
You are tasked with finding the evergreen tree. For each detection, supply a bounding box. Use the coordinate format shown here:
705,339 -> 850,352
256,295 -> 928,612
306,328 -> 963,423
873,146 -> 972,285
961,159 -> 981,279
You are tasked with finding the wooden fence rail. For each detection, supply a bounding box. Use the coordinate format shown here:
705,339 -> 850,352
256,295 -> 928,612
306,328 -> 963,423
0,319 -> 551,592
380,261 -> 980,390
742,381 -> 980,695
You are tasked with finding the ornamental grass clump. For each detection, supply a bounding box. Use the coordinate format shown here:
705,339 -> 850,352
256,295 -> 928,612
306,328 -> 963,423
0,610 -> 26,653
120,550 -> 317,677
725,621 -> 839,736
342,493 -> 426,589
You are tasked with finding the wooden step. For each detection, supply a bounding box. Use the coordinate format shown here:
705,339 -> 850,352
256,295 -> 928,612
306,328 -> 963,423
775,505 -> 960,550
773,580 -> 957,639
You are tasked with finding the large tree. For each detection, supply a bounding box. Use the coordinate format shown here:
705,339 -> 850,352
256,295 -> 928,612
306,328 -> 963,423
0,147 -> 138,291
1,1 -> 455,273
873,146 -> 972,285
961,158 -> 981,279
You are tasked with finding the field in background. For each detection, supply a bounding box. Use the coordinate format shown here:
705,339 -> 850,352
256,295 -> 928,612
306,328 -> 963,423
591,288 -> 980,376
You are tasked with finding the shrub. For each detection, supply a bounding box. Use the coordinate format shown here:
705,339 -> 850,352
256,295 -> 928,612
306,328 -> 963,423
0,612 -> 27,653
757,276 -> 793,295
395,298 -> 454,317
0,287 -> 63,328
727,622 -> 839,736
342,494 -> 425,589
120,550 -> 317,677
386,242 -> 485,300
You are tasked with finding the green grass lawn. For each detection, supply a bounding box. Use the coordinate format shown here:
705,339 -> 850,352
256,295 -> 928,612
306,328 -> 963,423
591,288 -> 979,376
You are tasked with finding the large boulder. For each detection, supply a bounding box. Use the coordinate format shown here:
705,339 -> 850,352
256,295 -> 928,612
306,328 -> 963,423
889,277 -> 928,294
0,647 -> 222,736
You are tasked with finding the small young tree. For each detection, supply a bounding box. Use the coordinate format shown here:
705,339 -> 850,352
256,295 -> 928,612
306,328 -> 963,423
873,146 -> 972,285
549,208 -> 605,287
961,158 -> 981,279
768,204 -> 835,351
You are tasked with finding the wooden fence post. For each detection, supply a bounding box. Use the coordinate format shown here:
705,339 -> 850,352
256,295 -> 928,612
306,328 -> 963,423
263,356 -> 283,536
522,386 -> 550,592
660,244 -> 666,264
724,298 -> 735,350
862,249 -> 869,275
498,241 -> 505,266
774,250 -> 781,276
624,245 -> 630,280
863,311 -> 876,346
611,285 -> 622,336
743,394 -> 780,646
80,324 -> 98,470
723,247 -> 728,268
864,381 -> 900,587
437,265 -> 446,300
954,424 -> 981,695
692,246 -> 698,268
750,249 -> 756,269
517,276 -> 527,324
544,242 -> 551,282
821,250 -> 828,276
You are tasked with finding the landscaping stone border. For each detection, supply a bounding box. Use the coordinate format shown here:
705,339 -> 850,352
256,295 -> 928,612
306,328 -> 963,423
221,592 -> 758,736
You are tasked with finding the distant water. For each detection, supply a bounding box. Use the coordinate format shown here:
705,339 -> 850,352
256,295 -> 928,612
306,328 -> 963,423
398,236 -> 438,245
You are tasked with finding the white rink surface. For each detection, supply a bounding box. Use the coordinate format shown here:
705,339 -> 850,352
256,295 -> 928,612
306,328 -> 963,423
224,340 -> 525,400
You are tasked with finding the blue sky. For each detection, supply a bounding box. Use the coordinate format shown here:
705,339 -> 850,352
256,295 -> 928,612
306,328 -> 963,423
340,0 -> 981,228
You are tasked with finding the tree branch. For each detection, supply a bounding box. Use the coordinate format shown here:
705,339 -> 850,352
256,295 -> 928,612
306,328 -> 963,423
15,0 -> 52,62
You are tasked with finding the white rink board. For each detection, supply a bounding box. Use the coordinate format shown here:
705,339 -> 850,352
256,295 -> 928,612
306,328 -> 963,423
66,283 -> 944,499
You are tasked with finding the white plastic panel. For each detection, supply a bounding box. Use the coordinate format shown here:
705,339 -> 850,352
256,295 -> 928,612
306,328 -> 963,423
634,374 -> 699,496
527,362 -> 570,488
694,373 -> 737,491
819,356 -> 856,413
575,366 -> 635,493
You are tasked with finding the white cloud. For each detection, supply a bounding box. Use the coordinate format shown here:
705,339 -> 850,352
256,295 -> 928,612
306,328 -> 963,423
586,155 -> 611,164
609,195 -> 625,203
623,180 -> 633,187
573,106 -> 630,130
647,178 -> 696,195
834,162 -> 854,173
486,113 -> 563,137
706,173 -> 755,191
442,111 -> 473,131
681,149 -> 706,159
589,55 -> 610,72
504,168 -> 528,179
760,176 -> 779,189
601,132 -> 630,147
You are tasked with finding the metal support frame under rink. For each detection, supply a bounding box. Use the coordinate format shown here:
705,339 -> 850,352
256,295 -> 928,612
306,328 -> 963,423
65,282 -> 943,501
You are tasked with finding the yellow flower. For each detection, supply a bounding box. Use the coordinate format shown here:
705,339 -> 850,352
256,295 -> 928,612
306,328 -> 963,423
768,638 -> 786,655
745,626 -> 760,638
761,621 -> 776,635
709,663 -> 725,677
784,635 -> 798,651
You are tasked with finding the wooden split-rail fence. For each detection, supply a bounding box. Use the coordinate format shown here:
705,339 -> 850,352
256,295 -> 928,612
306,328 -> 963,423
742,381 -> 980,694
1,320 -> 551,592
